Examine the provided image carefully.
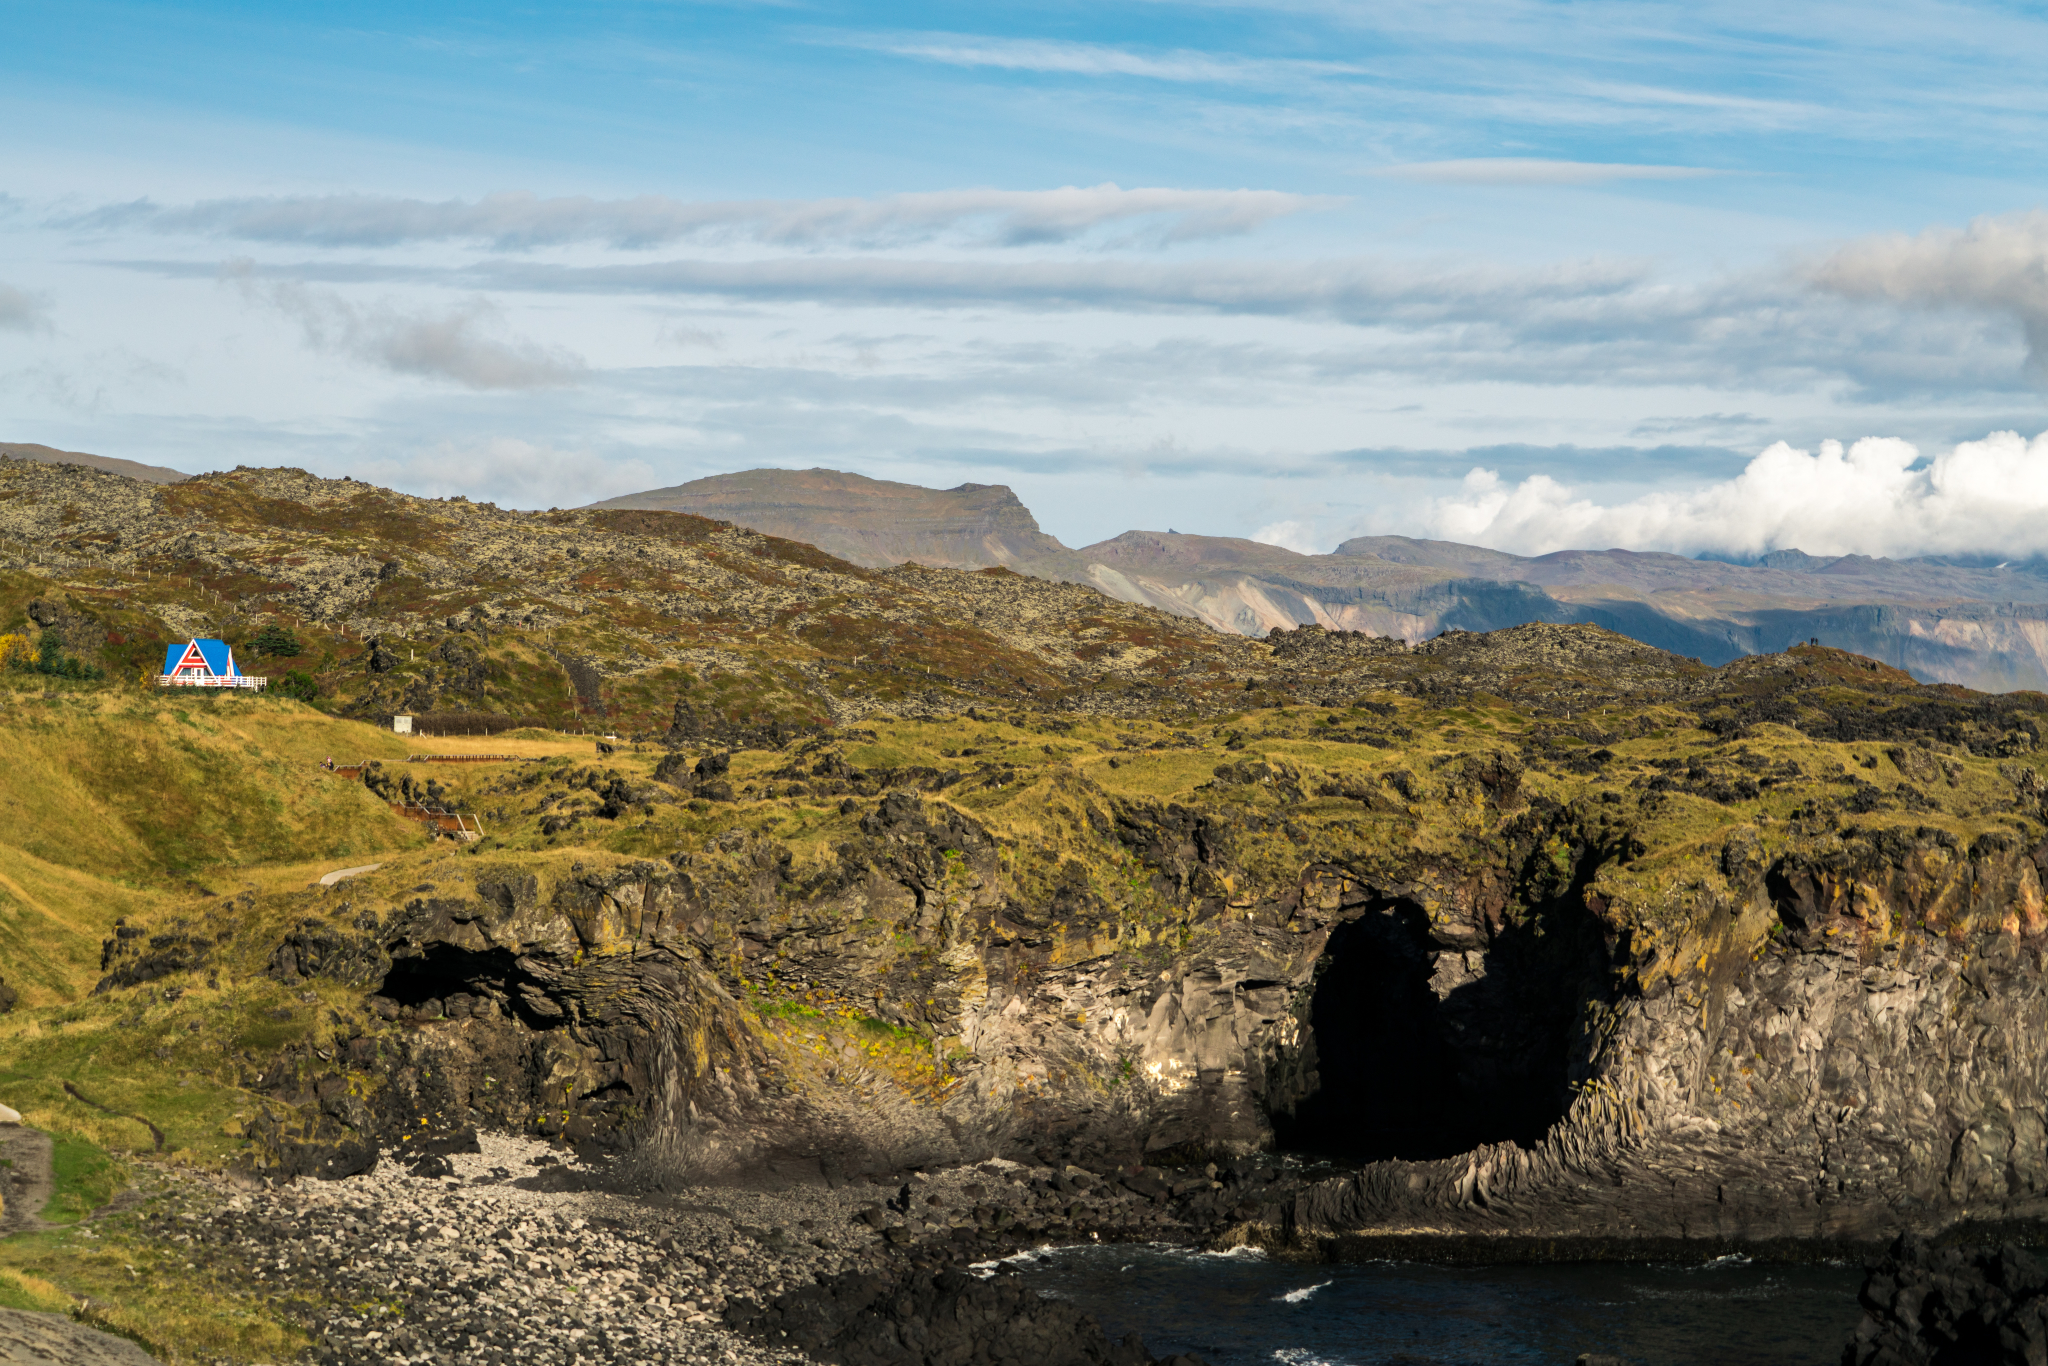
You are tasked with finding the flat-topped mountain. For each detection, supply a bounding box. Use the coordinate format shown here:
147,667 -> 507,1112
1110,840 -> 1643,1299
590,467 -> 1080,574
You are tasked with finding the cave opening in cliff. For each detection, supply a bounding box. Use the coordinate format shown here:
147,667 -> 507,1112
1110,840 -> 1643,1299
376,945 -> 537,1019
1271,897 -> 1611,1163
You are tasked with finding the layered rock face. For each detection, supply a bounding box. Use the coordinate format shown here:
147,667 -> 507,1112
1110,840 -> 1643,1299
1286,825 -> 2048,1249
291,762 -> 2048,1252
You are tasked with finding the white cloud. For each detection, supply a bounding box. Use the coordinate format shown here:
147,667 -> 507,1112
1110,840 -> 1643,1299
1251,519 -> 1323,553
222,260 -> 583,390
451,253 -> 2014,398
1815,211 -> 2048,377
79,185 -> 1337,251
1424,427 -> 2048,560
0,282 -> 50,332
1577,82 -> 1818,125
352,436 -> 657,508
101,242 -> 2026,403
472,252 -> 1651,322
1372,158 -> 1726,186
828,32 -> 1366,85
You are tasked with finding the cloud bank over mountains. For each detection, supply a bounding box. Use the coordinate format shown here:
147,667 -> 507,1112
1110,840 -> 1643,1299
1425,427 -> 2048,560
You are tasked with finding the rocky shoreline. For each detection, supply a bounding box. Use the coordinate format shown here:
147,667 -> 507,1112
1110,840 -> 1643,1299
138,1132 -> 1305,1366
141,1130 -> 2048,1366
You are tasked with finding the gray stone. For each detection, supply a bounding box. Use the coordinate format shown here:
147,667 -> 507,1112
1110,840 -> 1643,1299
0,1309 -> 159,1366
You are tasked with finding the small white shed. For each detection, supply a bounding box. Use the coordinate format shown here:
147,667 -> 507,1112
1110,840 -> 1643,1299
393,714 -> 414,735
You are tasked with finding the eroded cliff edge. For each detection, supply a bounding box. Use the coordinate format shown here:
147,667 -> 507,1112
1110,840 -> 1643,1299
171,634 -> 2048,1256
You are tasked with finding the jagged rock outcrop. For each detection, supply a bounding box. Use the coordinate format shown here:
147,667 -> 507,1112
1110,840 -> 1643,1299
263,767 -> 2048,1250
724,1262 -> 1203,1366
1269,824 -> 2048,1250
1842,1236 -> 2048,1365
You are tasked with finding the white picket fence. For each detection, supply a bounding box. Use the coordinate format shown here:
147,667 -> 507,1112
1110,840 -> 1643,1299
155,674 -> 268,691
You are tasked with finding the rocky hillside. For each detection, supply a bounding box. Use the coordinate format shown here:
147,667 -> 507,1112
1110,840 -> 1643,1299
20,618 -> 2048,1244
9,453 -> 2048,1356
600,465 -> 2048,691
0,456 -> 1268,737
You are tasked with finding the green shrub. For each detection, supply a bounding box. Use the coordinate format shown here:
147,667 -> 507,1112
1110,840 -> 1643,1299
250,623 -> 302,659
20,632 -> 104,682
274,669 -> 320,703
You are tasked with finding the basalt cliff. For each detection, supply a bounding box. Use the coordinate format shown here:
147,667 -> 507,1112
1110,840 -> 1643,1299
4,453 -> 2048,1290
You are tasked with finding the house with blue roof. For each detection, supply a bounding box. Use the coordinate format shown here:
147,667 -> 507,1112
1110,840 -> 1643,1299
159,638 -> 266,690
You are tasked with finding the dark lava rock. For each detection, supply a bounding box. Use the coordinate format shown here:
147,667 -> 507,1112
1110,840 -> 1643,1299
95,922 -> 217,993
270,1135 -> 380,1182
266,918 -> 388,986
725,1263 -> 1206,1366
1842,1234 -> 2048,1365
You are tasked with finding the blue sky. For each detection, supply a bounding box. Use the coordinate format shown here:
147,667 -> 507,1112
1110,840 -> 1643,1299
8,0 -> 2048,554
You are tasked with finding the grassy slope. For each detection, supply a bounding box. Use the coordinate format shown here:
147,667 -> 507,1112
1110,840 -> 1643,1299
0,667 -> 2036,1357
0,678 -> 423,1360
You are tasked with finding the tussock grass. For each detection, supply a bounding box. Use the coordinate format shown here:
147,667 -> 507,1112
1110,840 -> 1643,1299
0,1219 -> 308,1362
0,681 -> 412,885
0,848 -> 171,1007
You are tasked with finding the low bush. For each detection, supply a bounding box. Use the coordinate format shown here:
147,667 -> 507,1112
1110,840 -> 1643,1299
7,632 -> 104,682
273,669 -> 320,703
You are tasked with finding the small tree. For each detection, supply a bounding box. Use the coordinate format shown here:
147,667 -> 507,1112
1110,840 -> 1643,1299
251,623 -> 303,659
275,669 -> 320,703
31,631 -> 103,681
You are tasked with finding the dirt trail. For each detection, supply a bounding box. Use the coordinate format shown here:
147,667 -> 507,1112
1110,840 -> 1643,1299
0,1127 -> 52,1237
0,1127 -> 163,1363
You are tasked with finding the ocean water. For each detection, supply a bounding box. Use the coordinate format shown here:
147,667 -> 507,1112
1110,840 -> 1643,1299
1020,1243 -> 1865,1366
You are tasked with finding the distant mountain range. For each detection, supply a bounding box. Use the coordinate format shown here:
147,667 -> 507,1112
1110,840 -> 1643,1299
15,442 -> 2048,691
597,467 -> 2048,692
0,442 -> 189,485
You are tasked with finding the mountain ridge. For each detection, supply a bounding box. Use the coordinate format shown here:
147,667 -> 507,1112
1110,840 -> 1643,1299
0,441 -> 189,485
597,466 -> 2048,691
16,441 -> 2048,691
